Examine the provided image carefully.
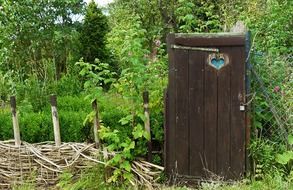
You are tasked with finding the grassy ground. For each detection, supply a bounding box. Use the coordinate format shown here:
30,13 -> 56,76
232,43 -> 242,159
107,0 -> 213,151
13,171 -> 293,190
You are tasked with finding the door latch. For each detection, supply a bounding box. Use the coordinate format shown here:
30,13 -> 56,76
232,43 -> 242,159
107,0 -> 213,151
171,45 -> 219,52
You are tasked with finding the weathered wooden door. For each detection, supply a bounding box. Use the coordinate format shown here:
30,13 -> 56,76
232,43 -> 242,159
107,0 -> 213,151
165,33 -> 249,180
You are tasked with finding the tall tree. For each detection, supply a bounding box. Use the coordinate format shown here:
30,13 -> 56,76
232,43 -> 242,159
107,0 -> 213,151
80,1 -> 109,64
0,0 -> 84,79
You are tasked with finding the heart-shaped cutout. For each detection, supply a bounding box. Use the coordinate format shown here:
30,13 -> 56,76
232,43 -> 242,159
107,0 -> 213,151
211,58 -> 225,70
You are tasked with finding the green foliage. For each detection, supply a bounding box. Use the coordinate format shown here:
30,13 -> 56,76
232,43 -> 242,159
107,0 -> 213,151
200,174 -> 293,190
275,135 -> 293,171
99,123 -> 149,183
56,68 -> 83,96
0,0 -> 84,77
175,0 -> 221,33
57,166 -> 128,190
250,54 -> 292,176
0,109 -> 13,140
76,59 -> 116,100
0,96 -> 91,143
244,0 -> 293,54
249,139 -> 282,175
0,0 -> 292,187
0,71 -> 13,101
80,1 -> 110,64
276,151 -> 293,165
219,0 -> 293,54
107,2 -> 168,146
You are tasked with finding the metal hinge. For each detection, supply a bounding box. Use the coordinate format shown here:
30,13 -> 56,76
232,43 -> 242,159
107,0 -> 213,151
171,45 -> 219,52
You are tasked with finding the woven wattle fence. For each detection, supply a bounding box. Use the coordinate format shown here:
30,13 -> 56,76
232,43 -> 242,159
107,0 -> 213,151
0,95 -> 163,189
0,140 -> 164,189
0,140 -> 100,189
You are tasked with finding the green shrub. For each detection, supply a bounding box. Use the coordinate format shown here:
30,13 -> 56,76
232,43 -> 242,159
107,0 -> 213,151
57,165 -> 129,190
0,109 -> 13,140
59,110 -> 90,142
0,95 -> 93,143
57,74 -> 83,96
19,111 -> 53,142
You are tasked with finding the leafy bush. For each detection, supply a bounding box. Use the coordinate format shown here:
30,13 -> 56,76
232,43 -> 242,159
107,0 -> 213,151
0,108 -> 13,140
57,166 -> 129,190
0,95 -> 92,143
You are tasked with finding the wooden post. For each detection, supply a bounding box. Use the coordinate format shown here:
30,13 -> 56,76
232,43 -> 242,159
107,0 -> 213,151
50,95 -> 61,147
245,31 -> 252,176
10,96 -> 21,146
92,99 -> 100,148
143,91 -> 152,162
163,89 -> 168,167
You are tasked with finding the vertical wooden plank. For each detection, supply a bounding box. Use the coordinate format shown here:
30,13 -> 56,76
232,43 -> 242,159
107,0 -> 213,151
166,34 -> 176,174
175,48 -> 189,175
230,47 -> 246,178
216,54 -> 231,178
204,53 -> 218,175
189,51 -> 204,177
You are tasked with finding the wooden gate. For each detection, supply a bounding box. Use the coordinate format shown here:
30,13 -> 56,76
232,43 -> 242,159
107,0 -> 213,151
165,33 -> 250,180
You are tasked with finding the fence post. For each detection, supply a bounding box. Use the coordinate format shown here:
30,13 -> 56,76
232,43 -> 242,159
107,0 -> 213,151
143,91 -> 152,162
163,89 -> 168,167
50,95 -> 61,147
92,99 -> 100,148
10,96 -> 21,146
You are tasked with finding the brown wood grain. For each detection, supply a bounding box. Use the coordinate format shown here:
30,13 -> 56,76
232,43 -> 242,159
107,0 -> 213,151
230,47 -> 246,179
188,50 -> 205,177
165,33 -> 247,181
175,33 -> 245,47
204,55 -> 218,175
216,48 -> 231,178
166,34 -> 176,174
175,48 -> 189,175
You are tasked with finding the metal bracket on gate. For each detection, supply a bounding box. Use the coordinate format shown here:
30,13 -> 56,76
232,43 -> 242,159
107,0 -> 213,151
171,45 -> 219,52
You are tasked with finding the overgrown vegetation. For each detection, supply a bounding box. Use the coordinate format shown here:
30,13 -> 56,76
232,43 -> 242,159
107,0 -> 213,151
0,0 -> 292,189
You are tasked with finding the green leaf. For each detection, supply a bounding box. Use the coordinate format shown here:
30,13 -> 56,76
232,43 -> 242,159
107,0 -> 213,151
137,113 -> 146,121
254,121 -> 263,129
276,151 -> 293,165
119,115 -> 133,125
123,172 -> 133,181
129,141 -> 135,149
120,160 -> 131,172
288,135 -> 293,145
143,131 -> 151,141
112,154 -> 122,164
132,124 -> 144,139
